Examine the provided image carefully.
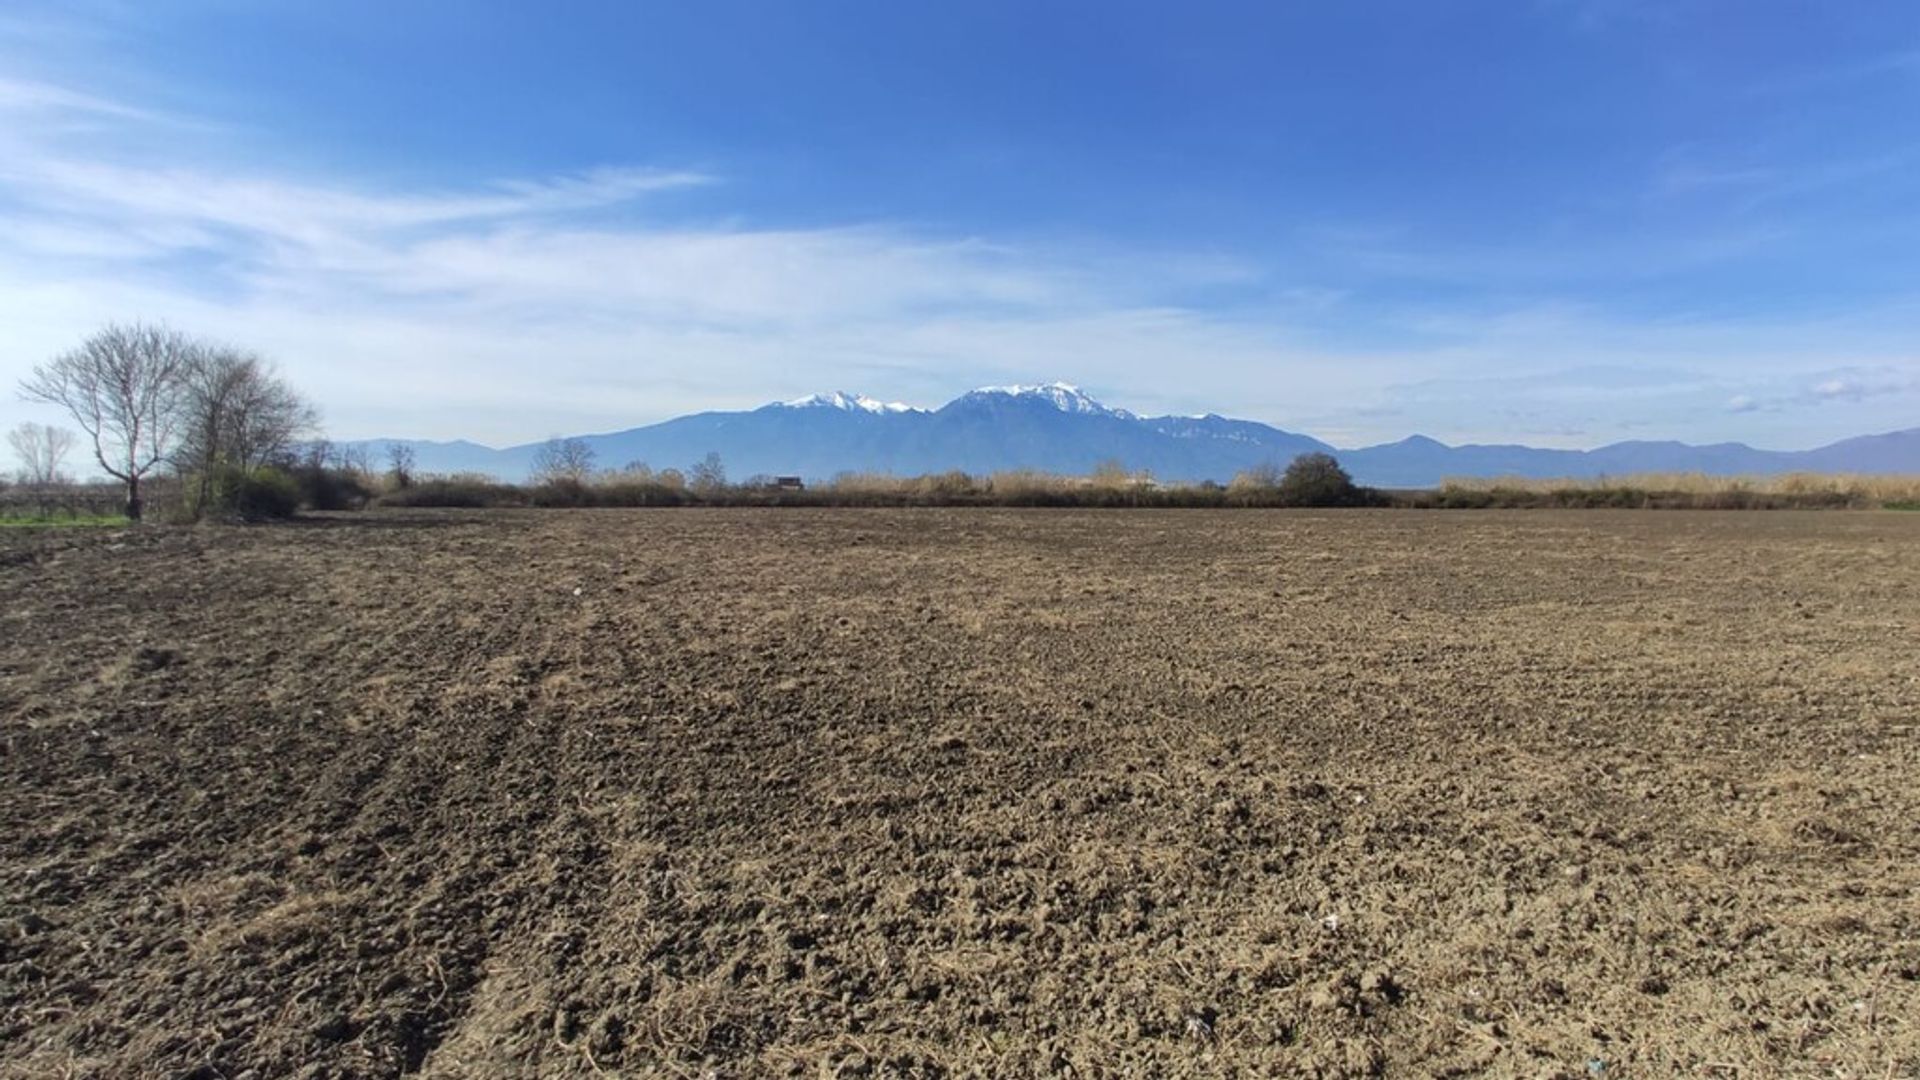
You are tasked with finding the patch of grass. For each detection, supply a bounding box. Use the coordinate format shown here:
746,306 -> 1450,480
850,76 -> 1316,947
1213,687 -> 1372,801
0,514 -> 131,528
1885,500 -> 1920,511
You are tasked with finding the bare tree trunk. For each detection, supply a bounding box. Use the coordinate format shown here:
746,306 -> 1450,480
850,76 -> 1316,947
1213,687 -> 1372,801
126,475 -> 143,522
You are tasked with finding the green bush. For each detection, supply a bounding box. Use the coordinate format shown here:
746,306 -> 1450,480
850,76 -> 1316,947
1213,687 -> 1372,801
1276,453 -> 1364,507
289,463 -> 374,511
206,465 -> 301,520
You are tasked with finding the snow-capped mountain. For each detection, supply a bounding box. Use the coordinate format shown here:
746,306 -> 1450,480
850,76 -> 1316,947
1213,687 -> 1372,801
950,381 -> 1136,419
776,382 -> 1133,418
343,384 -> 1920,486
776,391 -> 920,414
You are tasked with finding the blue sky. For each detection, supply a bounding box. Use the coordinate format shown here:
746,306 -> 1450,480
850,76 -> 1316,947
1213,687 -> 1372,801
2,0 -> 1916,449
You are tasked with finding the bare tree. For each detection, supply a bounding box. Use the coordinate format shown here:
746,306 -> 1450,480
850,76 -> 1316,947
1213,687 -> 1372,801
299,438 -> 334,472
337,444 -> 374,481
18,323 -> 196,520
175,348 -> 319,513
531,437 -> 596,484
7,422 -> 77,487
387,443 -> 416,489
1231,461 -> 1288,490
688,451 -> 727,492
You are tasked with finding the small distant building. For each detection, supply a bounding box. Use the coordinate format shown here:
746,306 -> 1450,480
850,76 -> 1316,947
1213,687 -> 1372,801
774,476 -> 805,491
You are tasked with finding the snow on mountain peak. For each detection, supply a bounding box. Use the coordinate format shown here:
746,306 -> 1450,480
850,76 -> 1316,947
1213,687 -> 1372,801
965,381 -> 1134,418
779,390 -> 918,414
778,382 -> 1137,418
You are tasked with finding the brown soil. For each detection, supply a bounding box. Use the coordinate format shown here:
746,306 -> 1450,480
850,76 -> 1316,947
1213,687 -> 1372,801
3,509 -> 1917,1078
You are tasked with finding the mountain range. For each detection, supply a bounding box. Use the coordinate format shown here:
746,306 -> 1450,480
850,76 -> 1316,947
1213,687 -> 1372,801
344,382 -> 1920,487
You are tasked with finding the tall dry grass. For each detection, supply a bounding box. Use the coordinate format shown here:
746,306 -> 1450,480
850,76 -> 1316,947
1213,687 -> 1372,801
1439,472 -> 1920,502
373,465 -> 1920,511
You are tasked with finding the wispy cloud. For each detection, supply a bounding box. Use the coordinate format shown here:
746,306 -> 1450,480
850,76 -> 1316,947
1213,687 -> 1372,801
0,75 -> 164,122
1651,146 -> 1915,217
1651,146 -> 1777,197
5,156 -> 712,241
1710,366 -> 1920,422
1748,48 -> 1920,98
1806,370 -> 1916,404
0,73 -> 216,140
0,80 -> 1322,438
1534,0 -> 1677,34
2,73 -> 1916,451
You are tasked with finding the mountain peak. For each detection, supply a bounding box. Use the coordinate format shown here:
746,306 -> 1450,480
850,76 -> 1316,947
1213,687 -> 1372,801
960,381 -> 1134,419
776,390 -> 919,415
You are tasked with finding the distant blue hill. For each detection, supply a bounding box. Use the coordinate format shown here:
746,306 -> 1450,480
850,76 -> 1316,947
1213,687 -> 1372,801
341,382 -> 1920,487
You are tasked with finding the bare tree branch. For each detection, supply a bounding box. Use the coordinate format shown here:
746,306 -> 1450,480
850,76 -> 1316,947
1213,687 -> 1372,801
6,423 -> 77,487
175,348 -> 319,512
386,443 -> 416,489
531,437 -> 596,484
18,323 -> 196,519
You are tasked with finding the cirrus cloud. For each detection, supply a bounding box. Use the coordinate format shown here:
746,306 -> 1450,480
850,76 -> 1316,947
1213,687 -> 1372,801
2,72 -> 1917,452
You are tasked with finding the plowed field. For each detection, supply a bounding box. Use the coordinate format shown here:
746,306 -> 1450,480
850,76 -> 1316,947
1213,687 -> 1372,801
3,510 -> 1916,1077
